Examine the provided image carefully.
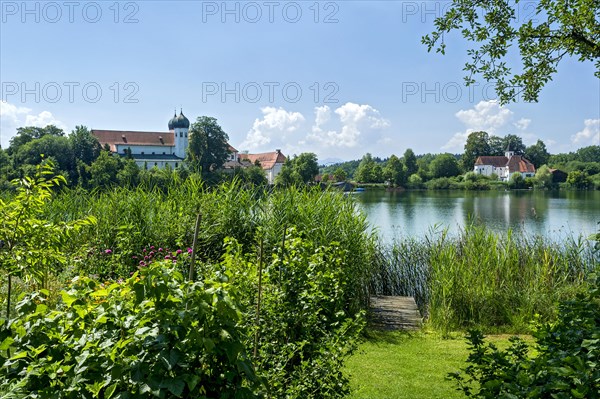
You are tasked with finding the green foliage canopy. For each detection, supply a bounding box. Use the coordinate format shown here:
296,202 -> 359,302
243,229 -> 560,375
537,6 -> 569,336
423,0 -> 600,103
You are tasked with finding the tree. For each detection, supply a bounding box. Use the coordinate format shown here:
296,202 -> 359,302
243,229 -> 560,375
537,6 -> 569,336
423,0 -> 600,103
69,125 -> 101,166
508,172 -> 526,189
525,139 -> 550,169
576,145 -> 600,163
89,151 -> 122,188
117,159 -> 140,187
13,135 -> 74,180
487,134 -> 526,156
244,165 -> 268,186
8,125 -> 64,154
187,116 -> 230,175
462,131 -> 491,171
383,155 -> 407,187
430,153 -> 461,178
275,159 -> 302,186
293,152 -> 319,184
488,136 -> 506,156
534,164 -> 553,188
403,148 -> 418,177
355,153 -> 378,183
503,135 -> 526,155
333,167 -> 347,182
567,170 -> 591,189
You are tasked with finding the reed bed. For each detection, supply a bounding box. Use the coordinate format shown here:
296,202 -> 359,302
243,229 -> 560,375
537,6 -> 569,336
41,181 -> 377,314
370,224 -> 599,333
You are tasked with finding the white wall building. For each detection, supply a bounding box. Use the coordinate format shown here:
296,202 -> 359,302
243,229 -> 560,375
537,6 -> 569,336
92,110 -> 190,169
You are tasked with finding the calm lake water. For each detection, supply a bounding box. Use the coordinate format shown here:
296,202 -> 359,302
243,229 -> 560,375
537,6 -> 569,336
353,190 -> 600,242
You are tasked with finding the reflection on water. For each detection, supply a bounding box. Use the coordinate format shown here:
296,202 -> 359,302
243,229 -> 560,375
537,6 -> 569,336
354,190 -> 600,242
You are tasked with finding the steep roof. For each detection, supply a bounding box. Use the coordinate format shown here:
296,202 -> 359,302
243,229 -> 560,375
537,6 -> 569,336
240,150 -> 286,170
475,155 -> 535,173
475,156 -> 508,168
507,155 -> 535,174
92,130 -> 174,152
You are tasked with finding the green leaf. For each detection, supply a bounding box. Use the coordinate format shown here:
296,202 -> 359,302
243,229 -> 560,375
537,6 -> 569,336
164,378 -> 185,397
60,291 -> 77,307
0,336 -> 14,351
105,383 -> 118,399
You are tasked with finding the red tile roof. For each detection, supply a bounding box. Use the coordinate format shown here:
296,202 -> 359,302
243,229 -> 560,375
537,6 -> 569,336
92,130 -> 173,152
240,150 -> 286,170
475,155 -> 535,173
475,156 -> 508,167
507,155 -> 535,174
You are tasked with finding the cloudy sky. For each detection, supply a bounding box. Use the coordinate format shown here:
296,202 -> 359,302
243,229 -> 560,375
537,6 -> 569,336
1,1 -> 598,161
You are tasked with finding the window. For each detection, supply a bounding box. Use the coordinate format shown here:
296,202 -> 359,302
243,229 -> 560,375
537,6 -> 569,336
152,152 -> 155,155
141,151 -> 145,155
154,163 -> 158,166
175,162 -> 178,167
180,132 -> 183,137
163,152 -> 166,155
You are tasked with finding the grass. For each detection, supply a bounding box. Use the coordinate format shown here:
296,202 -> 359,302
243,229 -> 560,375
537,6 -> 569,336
346,330 -> 533,399
371,223 -> 599,334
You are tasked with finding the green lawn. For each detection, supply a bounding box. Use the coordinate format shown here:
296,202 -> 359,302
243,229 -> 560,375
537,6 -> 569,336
346,330 -> 530,399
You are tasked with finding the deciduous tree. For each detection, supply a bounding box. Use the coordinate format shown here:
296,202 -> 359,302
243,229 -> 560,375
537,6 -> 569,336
462,131 -> 490,171
187,116 -> 230,175
423,0 -> 600,103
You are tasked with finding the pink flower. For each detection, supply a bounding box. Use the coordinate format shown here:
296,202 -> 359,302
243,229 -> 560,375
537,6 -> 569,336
104,249 -> 112,254
139,261 -> 146,267
132,255 -> 138,259
158,248 -> 163,252
150,246 -> 155,250
176,249 -> 182,255
164,255 -> 171,260
187,248 -> 193,254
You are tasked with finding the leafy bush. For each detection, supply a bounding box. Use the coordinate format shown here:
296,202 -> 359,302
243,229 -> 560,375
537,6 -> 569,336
221,233 -> 365,398
0,262 -> 260,398
450,274 -> 600,398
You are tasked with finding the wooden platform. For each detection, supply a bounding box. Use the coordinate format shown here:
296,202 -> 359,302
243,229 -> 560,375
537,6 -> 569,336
369,296 -> 422,330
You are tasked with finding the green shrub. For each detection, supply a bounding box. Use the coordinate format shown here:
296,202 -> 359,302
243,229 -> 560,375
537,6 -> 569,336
0,262 -> 260,398
450,274 -> 600,398
221,233 -> 365,398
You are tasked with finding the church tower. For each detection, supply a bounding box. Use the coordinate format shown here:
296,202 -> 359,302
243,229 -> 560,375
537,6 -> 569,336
169,109 -> 190,159
504,143 -> 514,159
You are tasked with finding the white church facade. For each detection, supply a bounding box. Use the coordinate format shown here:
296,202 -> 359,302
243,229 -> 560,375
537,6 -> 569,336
91,110 -> 287,184
91,110 -> 190,169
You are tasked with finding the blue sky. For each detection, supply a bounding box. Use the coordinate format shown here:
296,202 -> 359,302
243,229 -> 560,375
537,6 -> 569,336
1,1 -> 599,162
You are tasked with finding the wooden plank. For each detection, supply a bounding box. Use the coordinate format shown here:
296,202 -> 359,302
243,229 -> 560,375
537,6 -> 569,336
369,296 -> 422,331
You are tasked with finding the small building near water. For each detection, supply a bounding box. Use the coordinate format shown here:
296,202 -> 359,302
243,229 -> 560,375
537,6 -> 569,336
474,145 -> 536,181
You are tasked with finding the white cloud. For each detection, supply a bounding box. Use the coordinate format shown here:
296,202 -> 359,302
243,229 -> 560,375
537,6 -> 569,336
455,100 -> 513,133
443,100 -> 529,152
309,102 -> 390,148
0,101 -> 66,148
240,106 -> 305,150
571,119 -> 600,146
514,118 -> 531,131
240,103 -> 389,159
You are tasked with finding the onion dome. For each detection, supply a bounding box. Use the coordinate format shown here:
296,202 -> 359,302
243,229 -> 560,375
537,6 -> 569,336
168,110 -> 177,130
168,109 -> 190,129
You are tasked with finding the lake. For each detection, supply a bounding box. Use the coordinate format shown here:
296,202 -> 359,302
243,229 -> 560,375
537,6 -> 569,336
353,189 -> 600,242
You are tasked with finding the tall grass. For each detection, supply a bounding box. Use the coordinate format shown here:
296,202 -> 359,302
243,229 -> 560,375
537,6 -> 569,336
371,224 -> 599,333
42,181 -> 377,313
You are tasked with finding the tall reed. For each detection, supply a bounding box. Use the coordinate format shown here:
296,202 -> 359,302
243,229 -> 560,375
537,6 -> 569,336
371,224 -> 598,333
